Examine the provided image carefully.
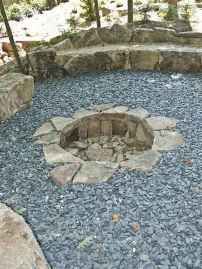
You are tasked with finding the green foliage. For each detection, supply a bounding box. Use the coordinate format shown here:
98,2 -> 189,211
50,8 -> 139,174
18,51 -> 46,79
21,3 -> 34,17
67,15 -> 79,30
80,0 -> 95,22
78,236 -> 94,249
45,31 -> 79,46
180,4 -> 192,21
165,4 -> 178,21
7,3 -> 23,21
4,0 -> 47,21
31,0 -> 47,12
15,207 -> 27,216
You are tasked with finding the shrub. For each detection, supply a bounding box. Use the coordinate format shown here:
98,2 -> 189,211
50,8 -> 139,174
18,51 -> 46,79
180,4 -> 192,21
31,0 -> 47,12
80,0 -> 95,22
7,3 -> 23,21
22,3 -> 34,17
67,15 -> 79,30
165,5 -> 178,20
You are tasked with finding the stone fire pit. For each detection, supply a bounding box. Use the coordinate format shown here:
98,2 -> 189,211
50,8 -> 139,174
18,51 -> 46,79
33,104 -> 184,185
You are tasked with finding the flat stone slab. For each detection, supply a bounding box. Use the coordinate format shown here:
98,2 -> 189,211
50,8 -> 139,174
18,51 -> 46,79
0,72 -> 34,122
120,150 -> 161,171
73,161 -> 117,184
49,163 -> 81,186
43,144 -> 83,164
73,109 -> 98,119
146,116 -> 177,130
33,122 -> 54,137
104,106 -> 129,114
152,130 -> 184,151
50,117 -> 74,131
56,41 -> 202,75
128,107 -> 150,119
90,103 -> 115,112
86,143 -> 114,162
34,132 -> 60,145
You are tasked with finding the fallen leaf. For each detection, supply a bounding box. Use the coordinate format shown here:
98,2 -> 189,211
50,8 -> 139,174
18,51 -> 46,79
183,159 -> 193,166
112,213 -> 121,223
15,207 -> 26,215
132,223 -> 140,233
78,236 -> 94,249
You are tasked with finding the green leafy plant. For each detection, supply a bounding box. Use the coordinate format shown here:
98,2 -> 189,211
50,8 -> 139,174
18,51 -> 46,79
165,4 -> 178,20
180,4 -> 192,21
31,0 -> 47,12
78,236 -> 94,249
7,3 -> 23,21
15,207 -> 27,215
80,0 -> 95,22
22,3 -> 34,17
67,15 -> 79,30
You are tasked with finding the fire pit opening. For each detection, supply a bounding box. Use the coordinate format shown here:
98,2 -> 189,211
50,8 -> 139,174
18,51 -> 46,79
33,104 -> 184,184
60,110 -> 154,163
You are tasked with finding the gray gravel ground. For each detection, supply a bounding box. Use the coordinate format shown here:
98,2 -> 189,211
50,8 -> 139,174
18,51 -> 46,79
0,70 -> 201,269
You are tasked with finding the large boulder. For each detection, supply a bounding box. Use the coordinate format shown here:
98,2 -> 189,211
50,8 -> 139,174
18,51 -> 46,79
28,48 -> 65,79
0,72 -> 34,122
70,28 -> 103,48
131,27 -> 177,43
98,24 -> 132,44
64,49 -> 130,75
0,203 -> 50,269
159,50 -> 202,72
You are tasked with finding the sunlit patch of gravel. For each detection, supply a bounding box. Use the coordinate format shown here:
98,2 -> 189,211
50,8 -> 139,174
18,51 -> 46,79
0,70 -> 201,269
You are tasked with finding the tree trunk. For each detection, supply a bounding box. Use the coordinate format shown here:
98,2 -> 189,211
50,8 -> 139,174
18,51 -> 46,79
46,0 -> 57,9
93,0 -> 101,28
0,0 -> 25,73
128,0 -> 133,24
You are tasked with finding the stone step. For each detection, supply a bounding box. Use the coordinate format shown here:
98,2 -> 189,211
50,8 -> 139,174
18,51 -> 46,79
55,43 -> 202,75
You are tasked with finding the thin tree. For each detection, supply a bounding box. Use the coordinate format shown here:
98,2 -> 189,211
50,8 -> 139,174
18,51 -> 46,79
0,0 -> 25,73
94,0 -> 101,28
128,0 -> 133,24
46,0 -> 57,9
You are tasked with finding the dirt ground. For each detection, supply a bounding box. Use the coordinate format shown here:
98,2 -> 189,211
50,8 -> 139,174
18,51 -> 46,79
0,0 -> 202,44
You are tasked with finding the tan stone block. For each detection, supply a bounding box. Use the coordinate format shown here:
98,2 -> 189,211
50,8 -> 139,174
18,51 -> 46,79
78,121 -> 88,140
88,119 -> 101,137
49,163 -> 81,186
136,123 -> 147,142
130,49 -> 160,70
101,120 -> 112,137
128,121 -> 137,137
43,144 -> 83,164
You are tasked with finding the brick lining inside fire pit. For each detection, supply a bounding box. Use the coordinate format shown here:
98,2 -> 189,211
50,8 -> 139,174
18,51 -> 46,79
33,104 -> 184,185
60,110 -> 154,157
